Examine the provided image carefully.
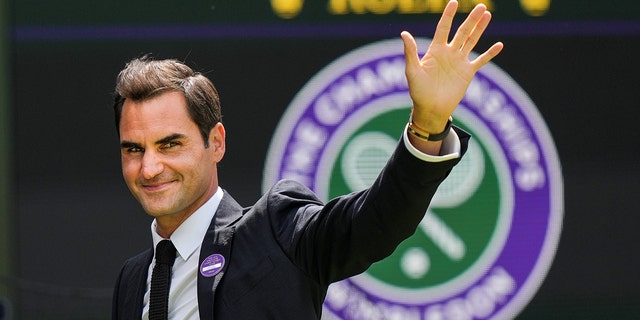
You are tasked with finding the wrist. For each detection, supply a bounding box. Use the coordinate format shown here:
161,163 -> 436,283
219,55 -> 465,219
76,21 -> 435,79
407,116 -> 453,141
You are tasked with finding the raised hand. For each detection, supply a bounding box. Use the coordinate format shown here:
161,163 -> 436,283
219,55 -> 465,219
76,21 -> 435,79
402,0 -> 503,140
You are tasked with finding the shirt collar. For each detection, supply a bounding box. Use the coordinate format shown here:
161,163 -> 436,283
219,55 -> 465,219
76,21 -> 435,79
150,187 -> 224,261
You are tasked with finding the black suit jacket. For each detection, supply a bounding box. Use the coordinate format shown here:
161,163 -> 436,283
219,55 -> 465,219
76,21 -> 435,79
112,130 -> 469,319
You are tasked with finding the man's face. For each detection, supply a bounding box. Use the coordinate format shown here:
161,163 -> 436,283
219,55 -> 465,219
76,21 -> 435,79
119,91 -> 225,223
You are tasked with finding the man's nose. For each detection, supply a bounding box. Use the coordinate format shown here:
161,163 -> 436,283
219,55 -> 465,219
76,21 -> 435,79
140,150 -> 164,180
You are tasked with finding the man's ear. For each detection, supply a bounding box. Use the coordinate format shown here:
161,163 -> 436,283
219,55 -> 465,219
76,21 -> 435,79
209,122 -> 226,162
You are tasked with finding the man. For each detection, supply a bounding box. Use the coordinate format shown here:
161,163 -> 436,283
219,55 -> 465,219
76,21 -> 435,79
111,1 -> 503,319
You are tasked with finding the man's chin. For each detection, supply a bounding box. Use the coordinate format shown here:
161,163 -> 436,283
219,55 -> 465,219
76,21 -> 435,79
140,202 -> 175,218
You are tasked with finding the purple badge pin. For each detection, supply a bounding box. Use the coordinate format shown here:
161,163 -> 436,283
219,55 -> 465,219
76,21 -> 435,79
200,254 -> 225,277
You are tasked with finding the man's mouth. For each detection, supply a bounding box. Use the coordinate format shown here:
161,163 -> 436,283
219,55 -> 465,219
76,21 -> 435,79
141,180 -> 176,193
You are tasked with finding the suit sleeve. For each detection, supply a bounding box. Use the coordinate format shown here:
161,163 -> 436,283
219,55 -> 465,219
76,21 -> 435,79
266,127 -> 470,286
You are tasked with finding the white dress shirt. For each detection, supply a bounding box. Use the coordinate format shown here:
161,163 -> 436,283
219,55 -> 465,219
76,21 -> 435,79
141,187 -> 223,320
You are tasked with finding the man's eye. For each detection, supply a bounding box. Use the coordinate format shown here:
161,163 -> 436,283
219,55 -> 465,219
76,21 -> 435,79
161,142 -> 180,149
127,147 -> 144,153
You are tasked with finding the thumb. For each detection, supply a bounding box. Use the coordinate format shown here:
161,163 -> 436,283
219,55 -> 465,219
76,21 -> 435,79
401,31 -> 420,72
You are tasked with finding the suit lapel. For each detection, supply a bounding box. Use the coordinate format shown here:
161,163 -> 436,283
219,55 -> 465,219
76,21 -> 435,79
197,192 -> 243,319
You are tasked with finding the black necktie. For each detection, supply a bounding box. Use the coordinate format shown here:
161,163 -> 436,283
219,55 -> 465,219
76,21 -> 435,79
149,240 -> 176,320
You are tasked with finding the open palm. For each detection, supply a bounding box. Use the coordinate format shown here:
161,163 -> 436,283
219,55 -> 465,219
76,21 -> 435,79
402,1 -> 503,132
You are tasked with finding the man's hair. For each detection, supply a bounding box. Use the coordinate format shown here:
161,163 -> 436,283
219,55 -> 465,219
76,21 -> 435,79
113,56 -> 222,147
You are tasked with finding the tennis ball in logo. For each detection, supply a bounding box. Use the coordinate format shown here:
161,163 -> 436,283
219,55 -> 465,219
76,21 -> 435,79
271,0 -> 304,19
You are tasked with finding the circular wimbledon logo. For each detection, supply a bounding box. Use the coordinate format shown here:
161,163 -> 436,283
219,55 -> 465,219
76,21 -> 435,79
263,38 -> 563,320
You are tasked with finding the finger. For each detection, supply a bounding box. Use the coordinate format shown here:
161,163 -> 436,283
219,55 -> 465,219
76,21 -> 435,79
471,42 -> 504,70
432,0 -> 459,45
450,3 -> 487,49
461,11 -> 492,55
401,31 -> 420,70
